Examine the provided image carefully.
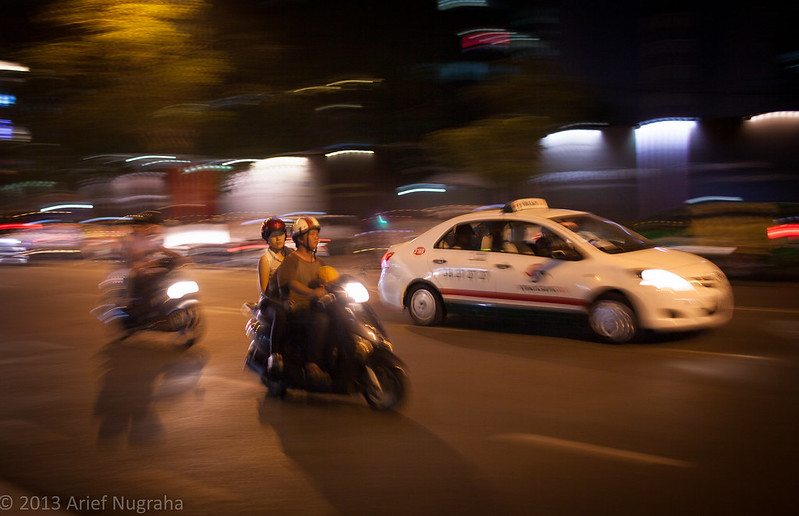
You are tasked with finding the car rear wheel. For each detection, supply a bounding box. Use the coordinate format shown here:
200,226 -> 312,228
407,284 -> 445,326
588,293 -> 638,343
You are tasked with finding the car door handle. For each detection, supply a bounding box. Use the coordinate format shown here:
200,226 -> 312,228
495,263 -> 511,269
433,258 -> 447,264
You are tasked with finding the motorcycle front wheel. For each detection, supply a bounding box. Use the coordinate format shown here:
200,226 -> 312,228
362,360 -> 408,411
170,306 -> 204,347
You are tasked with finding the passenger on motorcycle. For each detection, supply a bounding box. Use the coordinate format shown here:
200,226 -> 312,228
276,216 -> 331,387
257,217 -> 293,355
119,210 -> 184,320
257,217 -> 292,296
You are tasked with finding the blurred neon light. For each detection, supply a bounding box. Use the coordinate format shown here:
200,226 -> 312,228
767,224 -> 799,239
0,223 -> 42,230
635,118 -> 697,135
40,203 -> 93,212
397,184 -> 446,196
80,217 -> 131,224
685,196 -> 743,204
326,79 -> 380,87
222,159 -> 258,166
0,60 -> 29,72
542,129 -> 603,147
315,104 -> 363,111
279,211 -> 326,217
460,29 -> 511,50
125,155 -> 176,162
748,111 -> 799,122
325,150 -> 374,157
438,0 -> 487,10
164,228 -> 231,247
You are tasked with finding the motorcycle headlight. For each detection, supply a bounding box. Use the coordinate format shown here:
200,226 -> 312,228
344,281 -> 369,303
167,280 -> 200,299
639,269 -> 693,292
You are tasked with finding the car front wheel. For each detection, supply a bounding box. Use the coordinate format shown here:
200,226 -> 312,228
588,293 -> 638,343
407,284 -> 445,326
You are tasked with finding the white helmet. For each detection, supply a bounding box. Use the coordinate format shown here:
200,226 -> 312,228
292,216 -> 321,245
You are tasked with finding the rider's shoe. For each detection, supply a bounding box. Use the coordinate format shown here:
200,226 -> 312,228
305,362 -> 331,389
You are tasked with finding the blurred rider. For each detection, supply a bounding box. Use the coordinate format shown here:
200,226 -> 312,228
277,216 -> 330,387
119,210 -> 183,320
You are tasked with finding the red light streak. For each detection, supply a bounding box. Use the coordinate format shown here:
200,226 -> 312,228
0,223 -> 42,230
767,224 -> 799,239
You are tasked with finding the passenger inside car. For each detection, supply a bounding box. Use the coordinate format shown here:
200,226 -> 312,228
438,223 -> 477,250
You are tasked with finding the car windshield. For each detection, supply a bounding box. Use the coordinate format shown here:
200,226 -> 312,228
551,214 -> 655,254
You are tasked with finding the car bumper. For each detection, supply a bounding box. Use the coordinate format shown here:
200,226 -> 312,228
377,269 -> 405,310
634,287 -> 734,332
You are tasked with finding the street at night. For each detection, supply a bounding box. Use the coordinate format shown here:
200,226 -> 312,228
1,260 -> 797,515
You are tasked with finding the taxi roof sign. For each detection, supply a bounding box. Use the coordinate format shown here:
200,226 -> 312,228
503,198 -> 548,212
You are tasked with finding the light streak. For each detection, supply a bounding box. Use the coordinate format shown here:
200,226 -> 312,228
40,203 -> 93,212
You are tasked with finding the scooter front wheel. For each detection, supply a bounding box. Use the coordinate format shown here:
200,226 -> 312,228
362,360 -> 407,411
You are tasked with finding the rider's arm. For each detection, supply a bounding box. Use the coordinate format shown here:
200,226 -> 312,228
287,279 -> 326,299
257,254 -> 271,294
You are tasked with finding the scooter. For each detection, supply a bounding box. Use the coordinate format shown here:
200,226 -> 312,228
243,275 -> 408,411
92,255 -> 204,347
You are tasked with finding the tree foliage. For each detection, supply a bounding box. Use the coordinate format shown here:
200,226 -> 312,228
424,58 -> 595,186
20,0 -> 230,152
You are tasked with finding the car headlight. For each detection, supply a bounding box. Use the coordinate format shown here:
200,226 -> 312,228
639,269 -> 694,291
344,281 -> 370,303
167,280 -> 200,299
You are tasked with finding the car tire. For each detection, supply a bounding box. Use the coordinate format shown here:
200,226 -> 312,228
588,293 -> 638,344
407,284 -> 445,326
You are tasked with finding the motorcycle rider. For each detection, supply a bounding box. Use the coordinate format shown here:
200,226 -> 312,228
276,216 -> 331,387
119,210 -> 184,322
257,217 -> 292,296
257,217 -> 292,355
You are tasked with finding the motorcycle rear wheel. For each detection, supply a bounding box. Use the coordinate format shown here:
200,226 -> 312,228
362,361 -> 407,411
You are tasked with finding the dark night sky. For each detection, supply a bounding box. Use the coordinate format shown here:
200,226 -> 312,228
3,0 -> 799,121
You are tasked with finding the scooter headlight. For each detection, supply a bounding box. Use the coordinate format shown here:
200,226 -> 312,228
167,280 -> 200,299
344,281 -> 369,303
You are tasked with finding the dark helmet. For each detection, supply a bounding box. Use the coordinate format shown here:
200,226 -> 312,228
260,217 -> 286,241
131,210 -> 163,225
291,216 -> 321,244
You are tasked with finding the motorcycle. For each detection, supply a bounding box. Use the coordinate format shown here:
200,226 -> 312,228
92,255 -> 204,347
243,275 -> 408,411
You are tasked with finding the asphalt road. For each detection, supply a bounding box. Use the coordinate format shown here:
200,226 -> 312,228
0,260 -> 798,516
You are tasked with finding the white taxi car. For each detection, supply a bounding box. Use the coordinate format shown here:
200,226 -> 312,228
378,198 -> 733,343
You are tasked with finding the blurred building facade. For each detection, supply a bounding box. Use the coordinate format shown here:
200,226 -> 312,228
2,1 -> 799,224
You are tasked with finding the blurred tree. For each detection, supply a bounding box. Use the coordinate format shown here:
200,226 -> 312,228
19,0 -> 231,153
424,58 -> 597,190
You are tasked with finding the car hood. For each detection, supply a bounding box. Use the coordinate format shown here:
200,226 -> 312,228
611,246 -> 717,274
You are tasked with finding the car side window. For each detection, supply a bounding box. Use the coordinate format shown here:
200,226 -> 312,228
435,222 -> 478,250
501,222 -> 539,255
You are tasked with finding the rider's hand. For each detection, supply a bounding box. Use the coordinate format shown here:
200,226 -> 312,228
312,287 -> 327,299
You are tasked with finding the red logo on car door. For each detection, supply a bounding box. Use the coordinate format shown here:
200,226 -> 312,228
413,247 -> 426,256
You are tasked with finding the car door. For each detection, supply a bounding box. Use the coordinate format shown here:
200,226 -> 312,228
488,221 -> 590,312
426,220 -> 495,304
